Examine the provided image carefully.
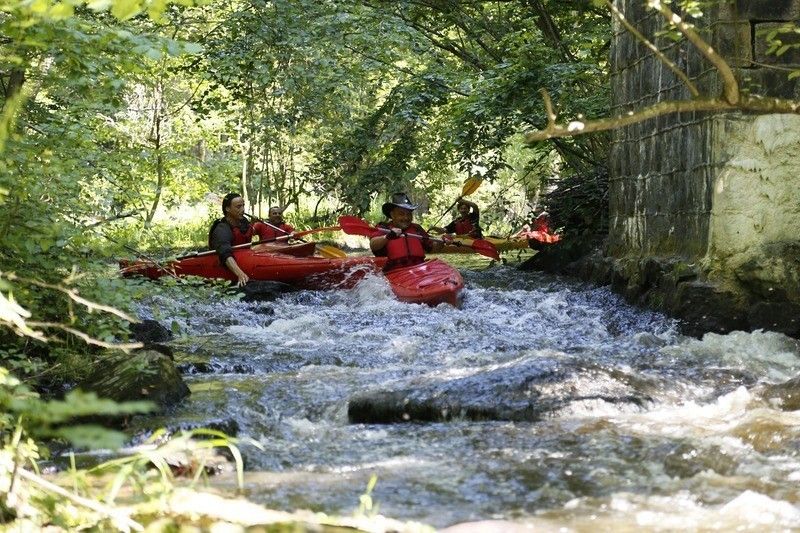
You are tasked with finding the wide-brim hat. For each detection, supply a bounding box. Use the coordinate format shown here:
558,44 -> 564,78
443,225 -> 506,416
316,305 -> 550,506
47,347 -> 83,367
382,192 -> 417,218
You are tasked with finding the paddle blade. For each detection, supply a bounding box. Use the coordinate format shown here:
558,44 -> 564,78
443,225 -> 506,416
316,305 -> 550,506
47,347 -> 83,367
470,239 -> 500,260
316,244 -> 348,258
461,176 -> 482,196
338,215 -> 378,237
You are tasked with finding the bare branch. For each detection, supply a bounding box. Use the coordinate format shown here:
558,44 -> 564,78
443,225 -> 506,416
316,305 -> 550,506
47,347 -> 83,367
648,0 -> 739,104
524,96 -> 800,142
540,88 -> 557,128
27,322 -> 144,351
608,0 -> 699,97
4,273 -> 139,323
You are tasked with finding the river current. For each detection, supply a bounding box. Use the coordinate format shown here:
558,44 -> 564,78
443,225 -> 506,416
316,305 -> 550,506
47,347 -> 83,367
133,255 -> 800,530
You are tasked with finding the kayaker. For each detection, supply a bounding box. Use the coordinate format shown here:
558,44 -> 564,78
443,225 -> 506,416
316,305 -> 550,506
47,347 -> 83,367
254,205 -> 297,241
208,192 -> 252,287
430,197 -> 483,238
515,211 -> 557,250
370,192 -> 446,271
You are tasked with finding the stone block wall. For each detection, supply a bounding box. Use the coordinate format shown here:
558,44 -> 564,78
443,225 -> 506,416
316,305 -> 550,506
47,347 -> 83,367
606,0 -> 800,334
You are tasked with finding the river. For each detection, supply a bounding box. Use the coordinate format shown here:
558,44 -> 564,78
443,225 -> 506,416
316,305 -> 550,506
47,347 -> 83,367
132,254 -> 800,530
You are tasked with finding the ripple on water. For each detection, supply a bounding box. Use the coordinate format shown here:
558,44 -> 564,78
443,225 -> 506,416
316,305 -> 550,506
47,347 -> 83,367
131,262 -> 800,528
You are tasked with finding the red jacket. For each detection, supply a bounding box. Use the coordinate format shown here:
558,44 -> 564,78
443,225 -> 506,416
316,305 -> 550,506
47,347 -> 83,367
208,218 -> 254,264
373,222 -> 432,271
445,213 -> 482,238
254,221 -> 294,241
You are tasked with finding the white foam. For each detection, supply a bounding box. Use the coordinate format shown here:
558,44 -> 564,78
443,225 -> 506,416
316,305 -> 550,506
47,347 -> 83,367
660,330 -> 800,383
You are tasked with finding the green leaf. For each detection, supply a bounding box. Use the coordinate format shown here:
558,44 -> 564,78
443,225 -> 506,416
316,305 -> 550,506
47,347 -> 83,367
54,424 -> 127,449
111,0 -> 142,21
49,2 -> 75,19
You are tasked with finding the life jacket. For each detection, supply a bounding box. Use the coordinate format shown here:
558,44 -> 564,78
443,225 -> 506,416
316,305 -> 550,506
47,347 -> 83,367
453,217 -> 477,236
375,222 -> 428,271
208,217 -> 254,248
254,221 -> 294,241
534,218 -> 550,233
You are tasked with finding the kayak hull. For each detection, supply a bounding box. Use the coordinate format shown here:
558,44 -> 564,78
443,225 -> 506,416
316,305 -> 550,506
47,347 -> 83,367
384,259 -> 464,307
251,241 -> 316,257
120,248 -> 387,290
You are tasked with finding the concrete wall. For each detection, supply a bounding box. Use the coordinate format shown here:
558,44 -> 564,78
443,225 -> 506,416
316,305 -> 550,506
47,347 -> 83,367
609,0 -> 800,312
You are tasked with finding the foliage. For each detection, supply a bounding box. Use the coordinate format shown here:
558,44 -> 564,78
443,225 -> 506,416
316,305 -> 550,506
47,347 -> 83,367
0,373 -> 255,530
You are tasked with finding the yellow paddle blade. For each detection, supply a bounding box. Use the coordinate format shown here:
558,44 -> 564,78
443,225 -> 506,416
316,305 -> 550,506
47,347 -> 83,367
461,176 -> 482,196
316,244 -> 348,258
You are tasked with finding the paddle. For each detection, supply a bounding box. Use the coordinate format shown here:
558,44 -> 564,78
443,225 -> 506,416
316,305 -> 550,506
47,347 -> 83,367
178,226 -> 341,260
430,176 -> 483,229
247,213 -> 347,259
338,215 -> 500,260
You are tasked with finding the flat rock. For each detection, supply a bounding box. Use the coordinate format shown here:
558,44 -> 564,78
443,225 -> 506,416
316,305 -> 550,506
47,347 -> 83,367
78,349 -> 190,409
348,357 -> 652,424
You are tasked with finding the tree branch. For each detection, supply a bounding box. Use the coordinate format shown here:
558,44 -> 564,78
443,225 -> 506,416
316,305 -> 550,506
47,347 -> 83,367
609,0 -> 699,97
3,273 -> 139,323
648,0 -> 739,104
524,95 -> 800,142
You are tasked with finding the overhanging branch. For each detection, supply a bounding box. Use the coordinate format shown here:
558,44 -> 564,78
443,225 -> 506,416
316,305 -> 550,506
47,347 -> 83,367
524,95 -> 800,142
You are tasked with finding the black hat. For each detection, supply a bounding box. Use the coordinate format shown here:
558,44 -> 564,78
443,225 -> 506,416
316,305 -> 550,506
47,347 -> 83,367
382,192 -> 418,218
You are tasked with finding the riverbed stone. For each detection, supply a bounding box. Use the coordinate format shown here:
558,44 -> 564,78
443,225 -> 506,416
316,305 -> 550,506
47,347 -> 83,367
130,319 -> 173,343
241,280 -> 297,302
668,281 -> 748,337
348,359 -> 652,424
78,349 -> 190,409
761,375 -> 800,411
735,241 -> 800,303
747,302 -> 800,337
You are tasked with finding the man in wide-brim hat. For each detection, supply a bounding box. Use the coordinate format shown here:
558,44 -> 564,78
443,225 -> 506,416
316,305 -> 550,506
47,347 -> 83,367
371,192 -> 444,271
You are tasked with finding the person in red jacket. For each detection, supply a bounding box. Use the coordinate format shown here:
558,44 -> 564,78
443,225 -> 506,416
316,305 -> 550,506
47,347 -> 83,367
443,198 -> 483,238
370,192 -> 445,271
254,205 -> 296,241
208,192 -> 253,286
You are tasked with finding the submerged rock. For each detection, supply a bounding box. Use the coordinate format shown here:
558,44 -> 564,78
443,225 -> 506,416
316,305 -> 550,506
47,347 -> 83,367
241,280 -> 297,302
130,319 -> 174,359
348,358 -> 652,424
78,349 -> 190,409
131,319 -> 173,343
761,374 -> 800,411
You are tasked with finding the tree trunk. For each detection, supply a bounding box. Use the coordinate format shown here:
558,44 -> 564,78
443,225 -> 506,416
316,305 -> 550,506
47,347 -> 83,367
145,83 -> 164,226
4,68 -> 25,100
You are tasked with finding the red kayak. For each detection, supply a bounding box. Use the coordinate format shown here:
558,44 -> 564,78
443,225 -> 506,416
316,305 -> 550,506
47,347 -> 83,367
120,248 -> 387,290
384,259 -> 464,307
121,250 -> 462,306
251,241 -> 316,257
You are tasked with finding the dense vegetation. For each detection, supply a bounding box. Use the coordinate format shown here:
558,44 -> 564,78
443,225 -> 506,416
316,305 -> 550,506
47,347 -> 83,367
8,0 -> 748,529
1,0 -> 612,384
3,0 -> 799,527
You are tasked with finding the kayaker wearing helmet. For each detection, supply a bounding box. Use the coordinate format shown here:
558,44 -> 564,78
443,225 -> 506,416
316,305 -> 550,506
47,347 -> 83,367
254,205 -> 297,241
208,192 -> 252,287
430,197 -> 482,238
370,192 -> 445,271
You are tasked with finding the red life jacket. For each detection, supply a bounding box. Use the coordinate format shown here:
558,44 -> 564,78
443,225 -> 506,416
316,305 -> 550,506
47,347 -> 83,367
208,218 -> 254,248
231,223 -> 254,245
254,222 -> 294,241
534,218 -> 550,233
453,218 -> 476,235
375,222 -> 429,271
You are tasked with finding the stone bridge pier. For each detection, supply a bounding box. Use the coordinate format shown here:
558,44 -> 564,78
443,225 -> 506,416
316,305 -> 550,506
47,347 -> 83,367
593,0 -> 800,336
